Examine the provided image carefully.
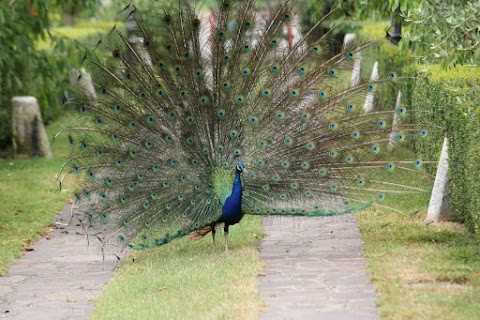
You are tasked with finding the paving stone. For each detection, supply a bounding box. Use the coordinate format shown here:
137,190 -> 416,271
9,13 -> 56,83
259,214 -> 378,320
0,206 -> 118,320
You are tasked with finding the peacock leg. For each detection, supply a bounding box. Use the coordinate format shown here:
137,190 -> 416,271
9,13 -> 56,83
212,226 -> 216,247
224,225 -> 229,253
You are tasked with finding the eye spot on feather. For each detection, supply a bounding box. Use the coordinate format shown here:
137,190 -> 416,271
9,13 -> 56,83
367,84 -> 373,91
229,130 -> 239,138
329,70 -> 335,76
301,161 -> 311,169
275,111 -> 286,120
414,160 -> 423,168
312,47 -> 319,53
217,109 -> 226,119
386,163 -> 395,171
306,142 -> 315,150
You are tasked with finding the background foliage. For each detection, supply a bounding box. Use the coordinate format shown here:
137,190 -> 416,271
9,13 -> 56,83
0,0 -> 99,155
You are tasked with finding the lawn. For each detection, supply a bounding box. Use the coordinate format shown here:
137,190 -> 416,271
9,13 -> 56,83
92,216 -> 263,320
358,209 -> 480,319
0,118 -> 71,275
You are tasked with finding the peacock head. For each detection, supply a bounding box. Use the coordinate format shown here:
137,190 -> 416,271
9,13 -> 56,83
236,162 -> 246,173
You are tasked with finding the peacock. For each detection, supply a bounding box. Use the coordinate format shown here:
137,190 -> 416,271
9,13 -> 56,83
60,0 -> 437,252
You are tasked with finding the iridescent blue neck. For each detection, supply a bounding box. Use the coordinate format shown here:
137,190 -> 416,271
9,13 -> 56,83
220,169 -> 243,225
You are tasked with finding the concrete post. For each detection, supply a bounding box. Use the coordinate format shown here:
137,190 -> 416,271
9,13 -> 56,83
11,96 -> 52,159
388,90 -> 402,149
70,68 -> 96,101
426,137 -> 453,222
363,61 -> 378,113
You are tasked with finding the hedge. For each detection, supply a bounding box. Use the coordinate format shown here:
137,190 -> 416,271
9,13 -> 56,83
362,21 -> 480,235
413,76 -> 480,234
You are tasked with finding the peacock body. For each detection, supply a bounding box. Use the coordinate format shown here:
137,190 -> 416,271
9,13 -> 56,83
62,0 -> 437,251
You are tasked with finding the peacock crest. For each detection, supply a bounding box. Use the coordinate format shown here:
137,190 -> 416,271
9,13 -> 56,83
60,0 -> 437,251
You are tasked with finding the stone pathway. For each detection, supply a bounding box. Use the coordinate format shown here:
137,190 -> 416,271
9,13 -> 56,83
259,214 -> 379,320
0,208 -> 378,320
0,206 -> 117,320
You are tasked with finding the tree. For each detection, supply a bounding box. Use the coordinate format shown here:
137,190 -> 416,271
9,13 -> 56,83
402,0 -> 480,67
0,0 -> 96,153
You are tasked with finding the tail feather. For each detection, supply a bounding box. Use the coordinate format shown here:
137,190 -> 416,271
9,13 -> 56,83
62,0 -> 440,250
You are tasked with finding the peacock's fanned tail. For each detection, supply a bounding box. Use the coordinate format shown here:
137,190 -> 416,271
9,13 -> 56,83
62,0 -> 438,250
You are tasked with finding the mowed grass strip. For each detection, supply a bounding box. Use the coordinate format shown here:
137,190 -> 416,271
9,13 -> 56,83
358,208 -> 480,319
0,118 -> 72,275
92,215 -> 263,320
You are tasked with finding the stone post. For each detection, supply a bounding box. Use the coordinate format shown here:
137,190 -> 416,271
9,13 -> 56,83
388,90 -> 402,149
363,61 -> 378,113
343,33 -> 362,87
70,68 -> 96,100
351,51 -> 362,87
11,96 -> 52,158
426,137 -> 453,222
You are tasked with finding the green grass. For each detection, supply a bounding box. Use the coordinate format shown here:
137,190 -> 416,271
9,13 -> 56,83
92,215 -> 264,320
0,118 -> 71,275
358,209 -> 480,319
356,160 -> 480,318
37,21 -> 119,50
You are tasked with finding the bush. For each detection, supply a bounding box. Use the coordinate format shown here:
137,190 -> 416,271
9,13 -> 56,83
361,21 -> 480,235
412,74 -> 480,234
